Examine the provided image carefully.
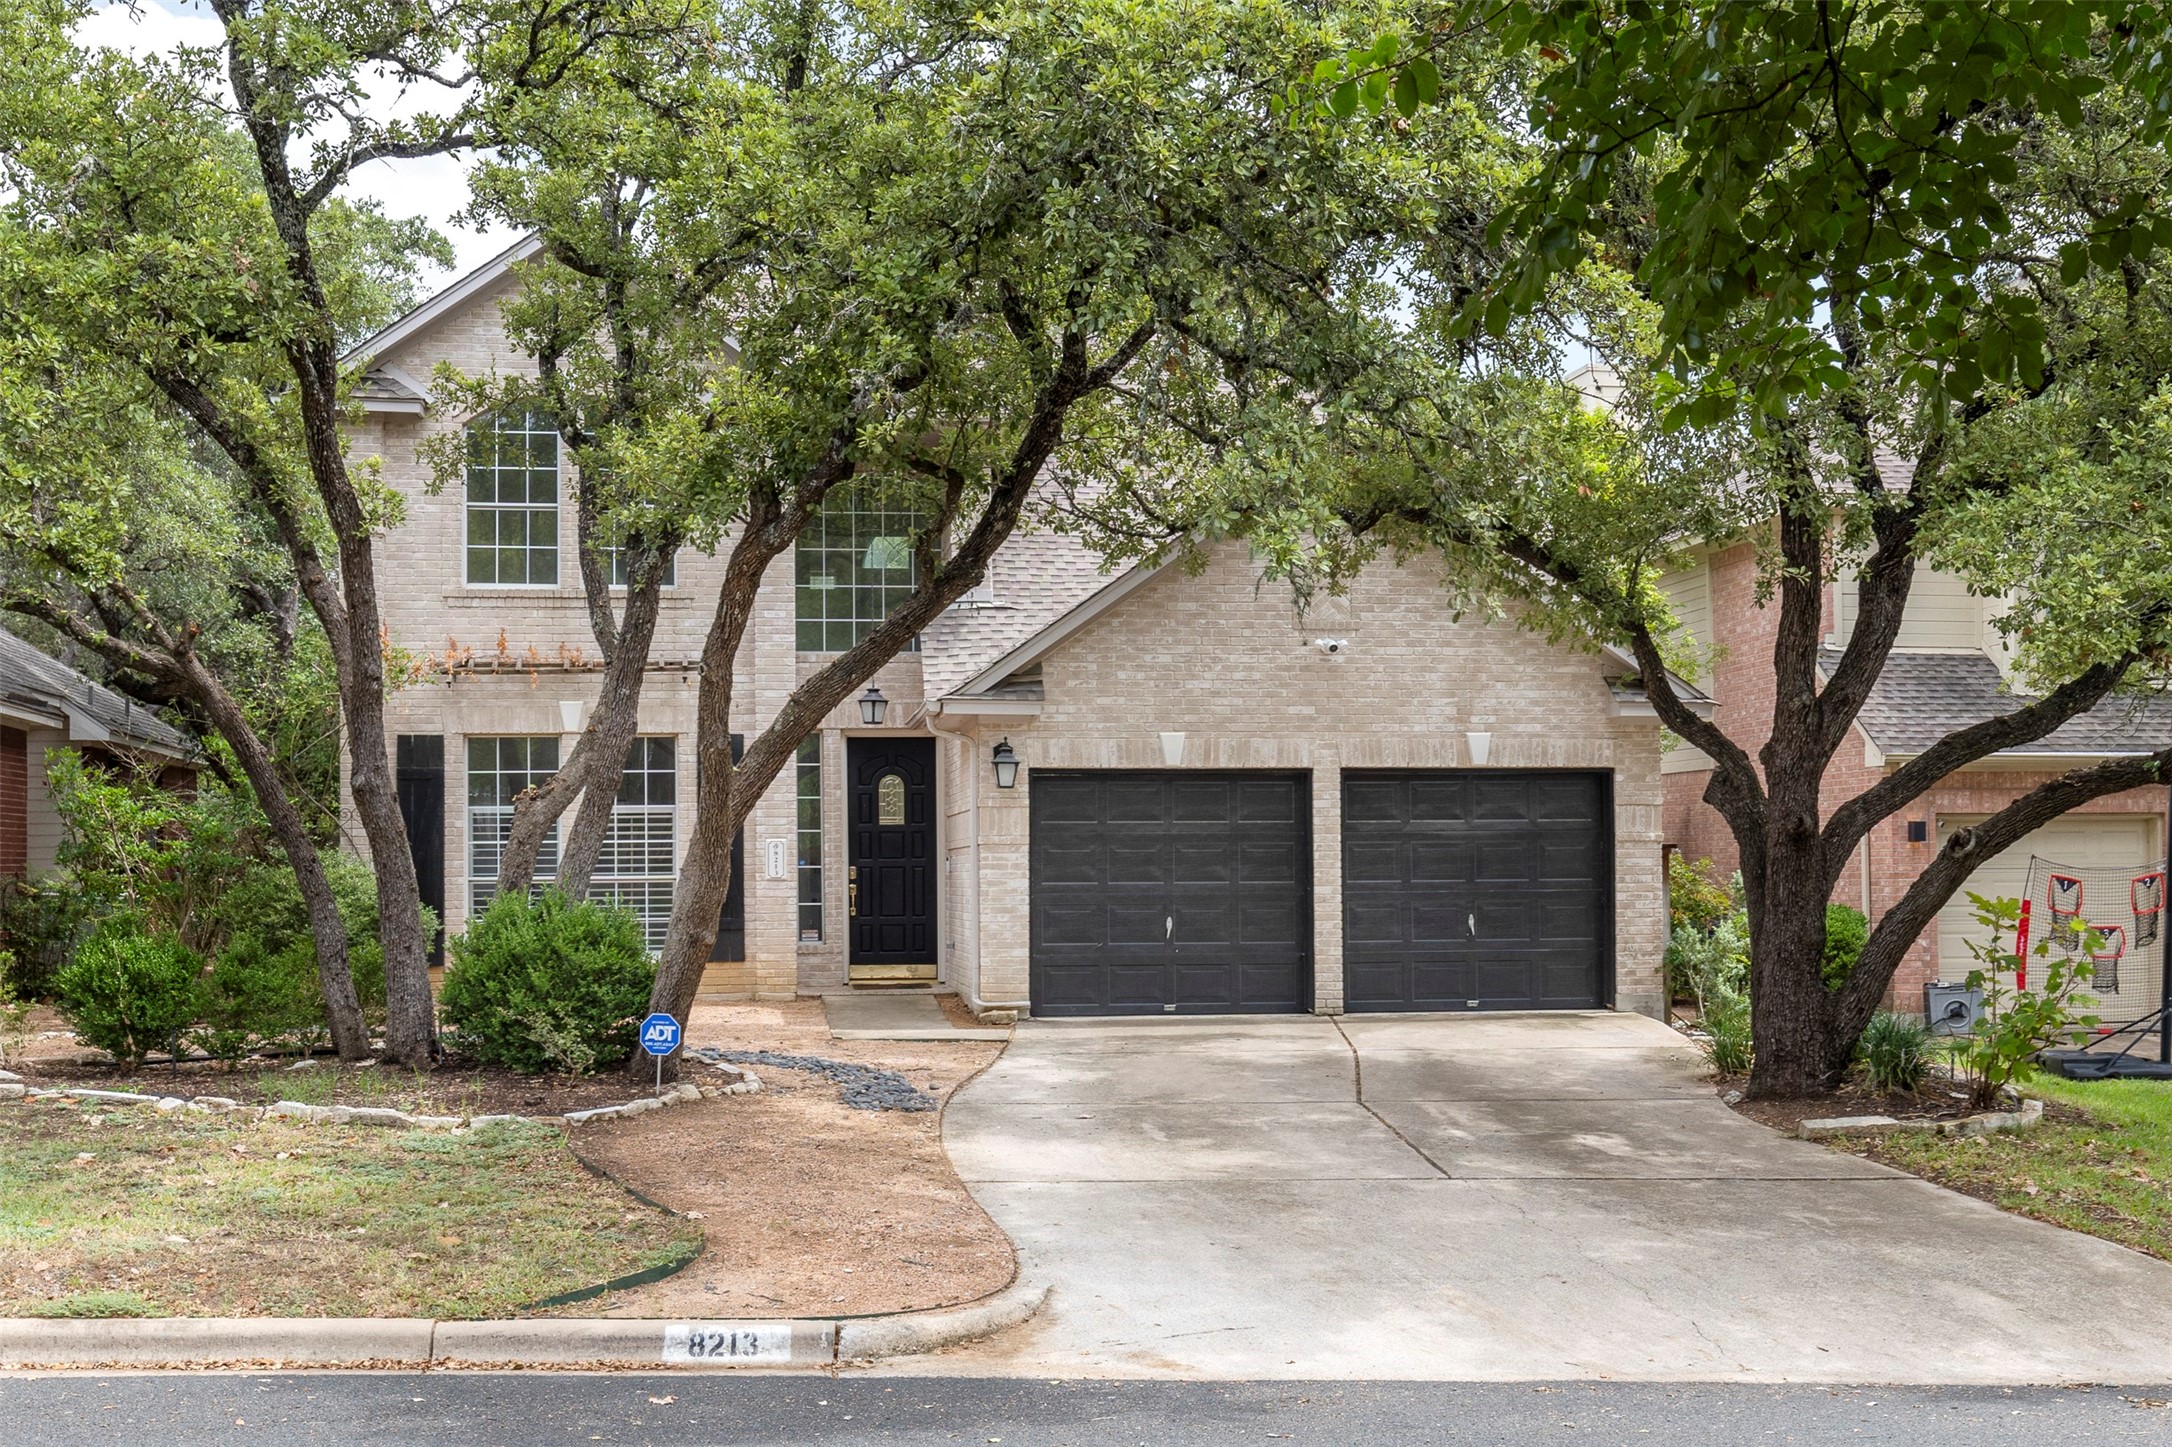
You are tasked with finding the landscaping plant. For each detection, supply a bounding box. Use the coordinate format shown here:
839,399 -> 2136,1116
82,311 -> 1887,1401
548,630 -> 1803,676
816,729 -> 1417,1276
440,892 -> 655,1075
1856,1010 -> 1933,1094
1675,913 -> 1753,1074
1666,854 -> 1736,934
52,918 -> 207,1068
1948,894 -> 2101,1110
1821,904 -> 1869,992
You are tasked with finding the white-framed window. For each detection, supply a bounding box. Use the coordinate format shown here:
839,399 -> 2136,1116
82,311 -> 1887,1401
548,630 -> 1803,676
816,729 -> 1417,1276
465,409 -> 560,586
795,487 -> 925,651
467,735 -> 559,914
592,737 -> 679,951
797,736 -> 823,941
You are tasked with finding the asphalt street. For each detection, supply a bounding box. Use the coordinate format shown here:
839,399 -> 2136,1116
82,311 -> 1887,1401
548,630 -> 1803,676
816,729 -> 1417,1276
4,1375 -> 2171,1445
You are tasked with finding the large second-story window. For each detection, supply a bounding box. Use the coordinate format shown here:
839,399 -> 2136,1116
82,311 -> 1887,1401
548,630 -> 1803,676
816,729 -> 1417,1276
795,488 -> 924,651
466,409 -> 560,586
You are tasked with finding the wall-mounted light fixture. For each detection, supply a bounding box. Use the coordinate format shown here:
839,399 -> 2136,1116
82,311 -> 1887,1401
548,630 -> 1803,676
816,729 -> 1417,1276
1465,731 -> 1493,767
991,738 -> 1021,789
859,686 -> 888,725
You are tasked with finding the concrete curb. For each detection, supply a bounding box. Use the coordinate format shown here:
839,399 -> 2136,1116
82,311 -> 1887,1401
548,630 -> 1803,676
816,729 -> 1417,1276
0,1283 -> 1048,1370
835,1279 -> 1048,1362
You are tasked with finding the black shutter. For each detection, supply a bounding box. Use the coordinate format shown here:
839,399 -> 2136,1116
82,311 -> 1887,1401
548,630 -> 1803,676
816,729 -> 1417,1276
708,734 -> 747,963
394,735 -> 446,964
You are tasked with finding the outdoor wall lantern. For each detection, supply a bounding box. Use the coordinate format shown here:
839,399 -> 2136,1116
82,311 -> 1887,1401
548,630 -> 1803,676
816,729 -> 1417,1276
991,738 -> 1021,789
859,686 -> 888,725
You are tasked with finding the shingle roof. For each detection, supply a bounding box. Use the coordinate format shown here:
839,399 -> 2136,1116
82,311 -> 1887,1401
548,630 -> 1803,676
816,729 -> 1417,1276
1821,647 -> 2172,757
0,628 -> 196,758
919,530 -> 1118,699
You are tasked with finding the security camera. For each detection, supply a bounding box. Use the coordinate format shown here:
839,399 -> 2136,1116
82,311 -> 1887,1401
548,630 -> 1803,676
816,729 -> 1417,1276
1313,638 -> 1349,656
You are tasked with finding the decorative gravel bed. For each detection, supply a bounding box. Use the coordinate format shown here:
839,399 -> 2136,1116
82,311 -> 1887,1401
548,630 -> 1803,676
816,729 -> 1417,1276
688,1048 -> 937,1112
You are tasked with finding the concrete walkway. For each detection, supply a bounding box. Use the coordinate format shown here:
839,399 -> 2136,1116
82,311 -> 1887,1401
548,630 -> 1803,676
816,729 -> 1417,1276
927,1012 -> 2172,1382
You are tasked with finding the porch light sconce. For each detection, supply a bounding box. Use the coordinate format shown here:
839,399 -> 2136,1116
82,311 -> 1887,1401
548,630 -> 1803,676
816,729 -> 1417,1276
991,738 -> 1021,789
1160,731 -> 1187,767
1906,820 -> 1929,844
859,686 -> 888,725
1465,731 -> 1493,767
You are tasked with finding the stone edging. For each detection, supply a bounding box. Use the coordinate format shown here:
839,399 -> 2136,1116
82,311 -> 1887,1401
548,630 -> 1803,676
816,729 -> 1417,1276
1798,1096 -> 2044,1141
0,1278 -> 1050,1370
0,1063 -> 760,1131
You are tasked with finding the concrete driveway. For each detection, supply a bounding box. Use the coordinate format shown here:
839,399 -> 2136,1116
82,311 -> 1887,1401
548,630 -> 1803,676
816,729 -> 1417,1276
929,1012 -> 2172,1382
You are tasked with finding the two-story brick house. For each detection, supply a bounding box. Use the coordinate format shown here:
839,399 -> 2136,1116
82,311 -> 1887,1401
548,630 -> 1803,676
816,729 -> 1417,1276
1657,508 -> 2172,1019
341,243 -> 1696,1020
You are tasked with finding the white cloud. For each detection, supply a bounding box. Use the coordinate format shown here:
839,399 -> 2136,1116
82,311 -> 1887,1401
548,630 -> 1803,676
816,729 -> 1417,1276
75,1 -> 518,280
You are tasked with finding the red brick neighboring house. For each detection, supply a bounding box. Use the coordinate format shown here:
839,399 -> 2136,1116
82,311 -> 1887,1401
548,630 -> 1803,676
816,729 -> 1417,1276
1658,538 -> 2172,1015
0,626 -> 199,881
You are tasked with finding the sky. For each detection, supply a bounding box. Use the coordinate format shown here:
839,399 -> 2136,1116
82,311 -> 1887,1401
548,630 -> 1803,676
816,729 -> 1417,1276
77,1 -> 521,282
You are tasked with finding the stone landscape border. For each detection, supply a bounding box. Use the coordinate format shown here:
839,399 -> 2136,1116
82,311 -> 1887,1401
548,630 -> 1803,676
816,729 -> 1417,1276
1798,1096 -> 2045,1141
0,1062 -> 760,1132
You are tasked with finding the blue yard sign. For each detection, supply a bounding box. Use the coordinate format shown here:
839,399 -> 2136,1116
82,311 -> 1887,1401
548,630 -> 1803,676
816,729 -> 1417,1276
640,1013 -> 682,1056
640,1012 -> 681,1092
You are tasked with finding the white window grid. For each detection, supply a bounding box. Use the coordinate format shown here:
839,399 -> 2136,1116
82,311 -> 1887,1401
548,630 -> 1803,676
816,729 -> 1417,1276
467,735 -> 560,916
593,737 -> 678,951
465,409 -> 560,586
795,487 -> 925,652
796,736 -> 823,942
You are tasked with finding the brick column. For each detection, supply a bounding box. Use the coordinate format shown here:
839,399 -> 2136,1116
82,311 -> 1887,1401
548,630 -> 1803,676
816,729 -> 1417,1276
1311,752 -> 1343,1014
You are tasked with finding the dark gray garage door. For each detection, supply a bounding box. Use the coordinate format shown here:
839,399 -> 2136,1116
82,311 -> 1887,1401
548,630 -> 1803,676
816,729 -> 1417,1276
1031,772 -> 1310,1017
1343,771 -> 1610,1012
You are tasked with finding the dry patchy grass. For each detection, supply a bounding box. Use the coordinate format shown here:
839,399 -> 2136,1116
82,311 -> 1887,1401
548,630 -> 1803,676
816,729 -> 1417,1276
0,1106 -> 698,1318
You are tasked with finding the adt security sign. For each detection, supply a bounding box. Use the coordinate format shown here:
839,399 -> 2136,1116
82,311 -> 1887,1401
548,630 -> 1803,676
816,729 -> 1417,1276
640,1012 -> 681,1090
640,1013 -> 682,1056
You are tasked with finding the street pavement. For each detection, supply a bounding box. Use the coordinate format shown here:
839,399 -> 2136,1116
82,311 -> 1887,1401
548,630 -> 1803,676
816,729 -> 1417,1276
929,1012 -> 2172,1382
5,1374 -> 2172,1444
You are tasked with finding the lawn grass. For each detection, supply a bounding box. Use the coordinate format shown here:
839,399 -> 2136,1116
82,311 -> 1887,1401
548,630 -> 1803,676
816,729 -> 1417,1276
0,1105 -> 700,1318
1843,1073 -> 2172,1262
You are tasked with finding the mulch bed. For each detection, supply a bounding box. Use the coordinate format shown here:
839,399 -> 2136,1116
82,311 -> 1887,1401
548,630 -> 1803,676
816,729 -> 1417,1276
558,998 -> 1015,1320
1721,1077 -> 2005,1135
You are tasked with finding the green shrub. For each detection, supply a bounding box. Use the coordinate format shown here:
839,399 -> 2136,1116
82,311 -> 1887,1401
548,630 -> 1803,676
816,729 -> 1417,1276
1822,903 -> 1870,992
1856,1009 -> 1932,1093
209,853 -> 394,1016
1676,912 -> 1753,1073
54,919 -> 207,1067
0,875 -> 98,1000
440,891 -> 655,1075
1666,853 -> 1736,933
193,933 -> 326,1060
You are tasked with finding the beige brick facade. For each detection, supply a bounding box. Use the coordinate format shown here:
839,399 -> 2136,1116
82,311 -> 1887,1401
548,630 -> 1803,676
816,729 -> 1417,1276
343,263 -> 1672,1018
934,546 -> 1670,1018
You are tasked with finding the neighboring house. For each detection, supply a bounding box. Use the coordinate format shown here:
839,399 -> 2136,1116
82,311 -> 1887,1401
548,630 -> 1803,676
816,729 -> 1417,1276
342,243 -> 1701,1018
1657,537 -> 2172,1016
0,626 -> 199,880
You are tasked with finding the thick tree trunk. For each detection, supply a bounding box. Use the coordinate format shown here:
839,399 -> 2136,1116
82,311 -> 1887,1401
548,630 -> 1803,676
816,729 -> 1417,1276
1744,850 -> 1845,1097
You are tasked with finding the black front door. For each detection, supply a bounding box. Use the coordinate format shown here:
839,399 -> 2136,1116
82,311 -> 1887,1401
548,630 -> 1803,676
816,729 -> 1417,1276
849,738 -> 937,969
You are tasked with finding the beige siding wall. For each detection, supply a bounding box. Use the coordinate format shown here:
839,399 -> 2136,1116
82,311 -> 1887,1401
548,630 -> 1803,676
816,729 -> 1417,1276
1657,558 -> 1714,661
1831,560 -> 1990,652
948,545 -> 1670,1018
22,728 -> 67,874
